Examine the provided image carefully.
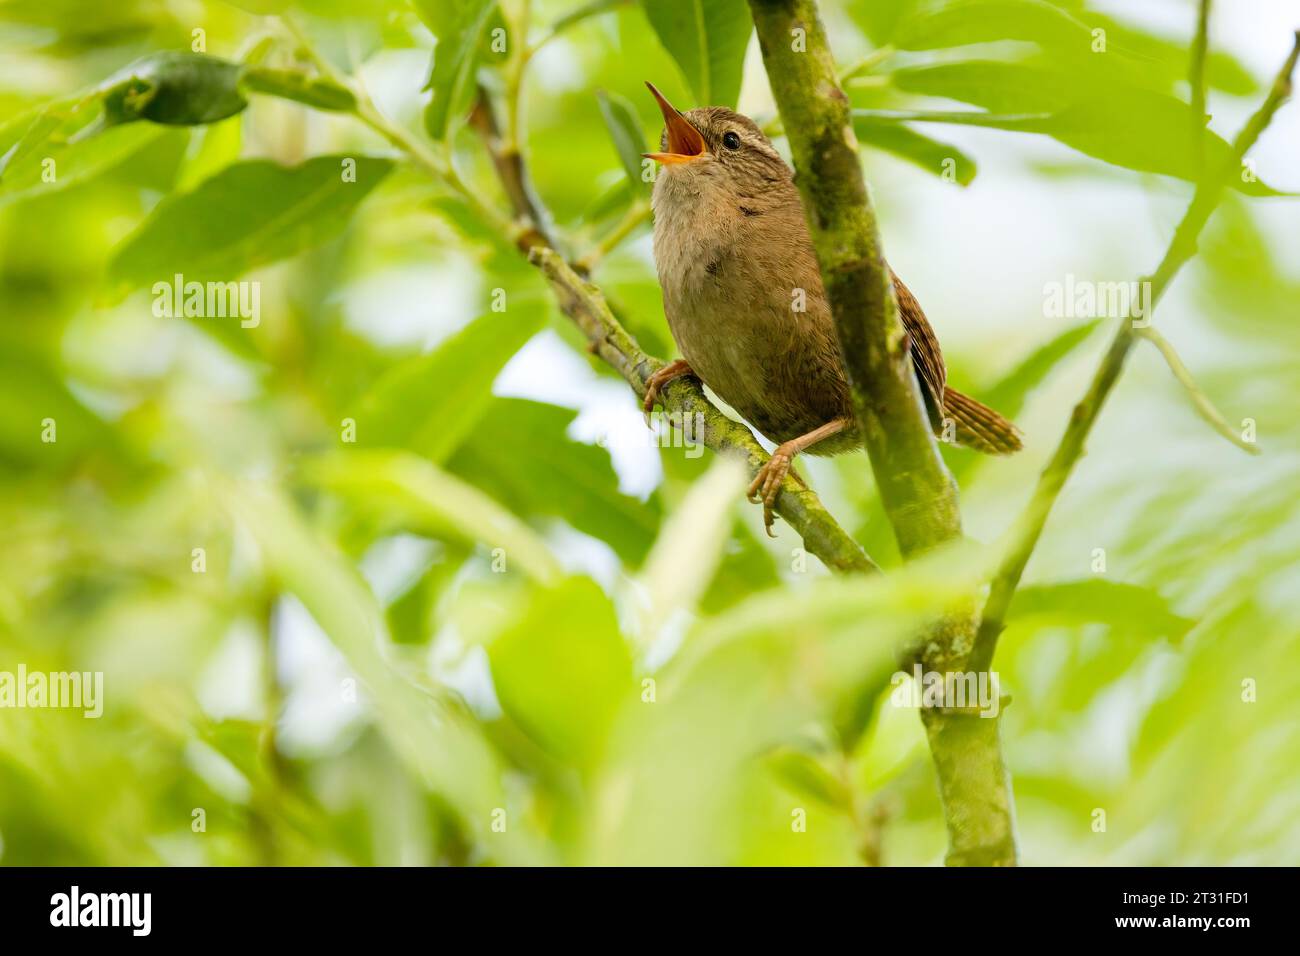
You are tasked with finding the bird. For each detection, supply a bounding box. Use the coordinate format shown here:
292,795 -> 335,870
639,81 -> 1022,534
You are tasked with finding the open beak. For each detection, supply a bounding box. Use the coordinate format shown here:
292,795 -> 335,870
642,81 -> 707,165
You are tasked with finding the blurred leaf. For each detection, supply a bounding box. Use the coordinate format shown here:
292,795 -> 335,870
592,546 -> 976,863
448,398 -> 663,565
107,155 -> 394,298
225,479 -> 548,863
301,449 -> 564,584
489,576 -> 634,769
354,306 -> 544,461
175,115 -> 243,192
549,0 -> 628,39
0,107 -> 173,208
630,456 -> 746,649
982,319 -> 1100,421
221,0 -> 291,13
0,351 -> 121,471
641,0 -> 752,108
1008,579 -> 1194,641
595,89 -> 648,188
422,0 -> 496,141
386,544 -> 468,644
854,117 -> 977,184
764,746 -> 852,811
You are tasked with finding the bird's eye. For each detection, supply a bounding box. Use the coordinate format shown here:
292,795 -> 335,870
722,131 -> 741,150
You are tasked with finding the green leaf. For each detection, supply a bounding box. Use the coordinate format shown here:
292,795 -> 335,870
853,117 -> 977,185
641,0 -> 752,108
353,306 -> 545,462
885,61 -> 1284,195
447,398 -> 663,565
422,0 -> 497,141
107,155 -> 394,299
892,60 -> 1078,114
300,449 -> 564,584
590,546 -> 976,864
489,576 -> 634,769
630,456 -> 746,648
1007,579 -> 1194,642
0,105 -> 173,208
100,52 -> 249,127
895,0 -> 1094,53
175,115 -> 242,192
845,0 -> 919,45
595,89 -> 648,188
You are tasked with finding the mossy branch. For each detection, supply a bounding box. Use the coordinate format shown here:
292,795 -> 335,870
528,247 -> 879,574
747,0 -> 1016,866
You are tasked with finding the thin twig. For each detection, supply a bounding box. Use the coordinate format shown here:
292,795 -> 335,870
970,31 -> 1300,673
1190,0 -> 1213,174
1137,325 -> 1260,454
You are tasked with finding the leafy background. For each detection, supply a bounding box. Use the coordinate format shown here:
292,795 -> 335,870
1,0 -> 1297,865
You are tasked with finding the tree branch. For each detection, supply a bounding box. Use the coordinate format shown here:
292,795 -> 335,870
748,0 -> 1016,865
970,30 -> 1300,673
529,246 -> 879,574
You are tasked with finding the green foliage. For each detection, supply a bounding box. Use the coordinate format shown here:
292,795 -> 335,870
640,0 -> 752,108
420,0 -> 498,141
107,155 -> 394,296
595,89 -> 649,188
853,117 -> 977,185
98,52 -> 247,128
2,0 -> 1297,868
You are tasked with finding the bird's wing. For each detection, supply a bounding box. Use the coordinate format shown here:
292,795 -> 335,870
890,269 -> 947,413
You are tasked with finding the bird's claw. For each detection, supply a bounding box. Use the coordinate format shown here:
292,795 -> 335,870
747,450 -> 802,537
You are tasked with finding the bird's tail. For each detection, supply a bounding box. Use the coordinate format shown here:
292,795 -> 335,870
944,388 -> 1023,455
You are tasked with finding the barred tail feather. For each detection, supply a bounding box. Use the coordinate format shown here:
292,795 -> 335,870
944,388 -> 1023,455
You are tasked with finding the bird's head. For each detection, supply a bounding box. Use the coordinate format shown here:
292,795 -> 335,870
642,82 -> 791,200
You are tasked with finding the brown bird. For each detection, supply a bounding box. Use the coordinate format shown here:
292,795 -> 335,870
640,82 -> 1022,534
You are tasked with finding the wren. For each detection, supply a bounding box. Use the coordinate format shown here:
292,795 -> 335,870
640,82 -> 1022,534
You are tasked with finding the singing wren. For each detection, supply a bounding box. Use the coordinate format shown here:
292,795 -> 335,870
640,82 -> 1022,533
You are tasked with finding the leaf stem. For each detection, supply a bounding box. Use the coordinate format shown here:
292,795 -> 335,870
1137,325 -> 1260,455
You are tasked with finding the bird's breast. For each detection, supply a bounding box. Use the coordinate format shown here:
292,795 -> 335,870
651,183 -> 851,444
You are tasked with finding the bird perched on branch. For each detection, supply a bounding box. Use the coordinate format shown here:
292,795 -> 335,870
640,81 -> 1022,534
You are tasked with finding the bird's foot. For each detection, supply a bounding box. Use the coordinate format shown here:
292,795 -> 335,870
642,359 -> 694,424
747,442 -> 805,536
